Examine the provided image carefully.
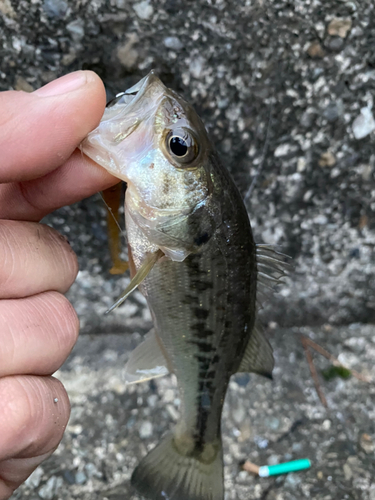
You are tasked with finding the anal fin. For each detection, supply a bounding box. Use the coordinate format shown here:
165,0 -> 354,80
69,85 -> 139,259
125,330 -> 169,384
237,322 -> 274,379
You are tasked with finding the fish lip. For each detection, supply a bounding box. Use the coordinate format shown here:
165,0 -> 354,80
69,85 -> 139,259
106,69 -> 164,111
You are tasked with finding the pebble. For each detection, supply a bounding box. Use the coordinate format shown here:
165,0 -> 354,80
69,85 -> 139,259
322,419 -> 331,430
343,463 -> 353,481
139,421 -> 153,438
14,76 -> 34,92
323,101 -> 343,123
237,470 -> 249,481
63,470 -> 76,485
166,404 -> 179,421
25,467 -> 44,488
38,476 -> 57,499
254,436 -> 269,449
319,152 -> 336,167
0,0 -> 16,18
234,373 -> 251,387
117,39 -> 139,70
343,336 -> 366,352
189,57 -> 205,79
133,1 -> 154,20
66,19 -> 85,42
61,50 -> 77,66
239,422 -> 252,441
359,433 -> 374,454
164,36 -> 184,50
274,143 -> 294,157
75,471 -> 87,485
147,394 -> 158,407
267,454 -> 280,465
264,416 -> 280,431
300,110 -> 315,128
43,0 -> 68,18
85,462 -> 100,478
163,389 -> 175,403
313,215 -> 328,225
297,157 -> 306,172
337,352 -> 359,367
292,442 -> 303,453
285,473 -> 302,487
307,41 -> 325,59
327,18 -> 352,38
352,107 -> 375,139
327,37 -> 344,52
114,0 -> 127,8
232,405 -> 246,425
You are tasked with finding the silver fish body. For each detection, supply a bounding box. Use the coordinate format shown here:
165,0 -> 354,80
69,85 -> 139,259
82,72 -> 278,500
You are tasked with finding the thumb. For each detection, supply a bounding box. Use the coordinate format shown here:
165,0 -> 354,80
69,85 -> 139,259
0,71 -> 106,183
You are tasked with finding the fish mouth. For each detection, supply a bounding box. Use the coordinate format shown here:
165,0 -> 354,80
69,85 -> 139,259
106,70 -> 165,112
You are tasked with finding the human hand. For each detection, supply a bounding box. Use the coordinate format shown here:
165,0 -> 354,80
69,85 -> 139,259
0,71 -> 117,499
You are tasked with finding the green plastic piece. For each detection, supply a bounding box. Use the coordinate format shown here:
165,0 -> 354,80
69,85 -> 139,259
321,365 -> 351,381
258,459 -> 311,477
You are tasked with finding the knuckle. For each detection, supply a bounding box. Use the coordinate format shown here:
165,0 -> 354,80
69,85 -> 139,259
0,378 -> 35,438
0,222 -> 18,289
0,221 -> 79,298
0,376 -> 71,459
45,292 -> 80,350
38,224 -> 79,285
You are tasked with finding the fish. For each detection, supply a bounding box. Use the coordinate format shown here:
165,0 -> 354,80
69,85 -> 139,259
81,71 -> 287,500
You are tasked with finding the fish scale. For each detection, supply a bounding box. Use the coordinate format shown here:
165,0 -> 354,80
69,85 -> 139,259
81,71 -> 278,500
141,154 -> 257,449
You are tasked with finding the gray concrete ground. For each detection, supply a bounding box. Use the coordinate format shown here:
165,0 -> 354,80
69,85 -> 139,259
1,0 -> 374,498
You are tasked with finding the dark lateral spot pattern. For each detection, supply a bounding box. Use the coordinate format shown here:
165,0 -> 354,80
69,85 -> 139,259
188,339 -> 215,353
194,232 -> 210,246
194,308 -> 210,320
185,253 -> 225,448
191,325 -> 215,340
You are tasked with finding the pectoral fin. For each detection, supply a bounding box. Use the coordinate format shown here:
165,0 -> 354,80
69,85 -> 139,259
125,330 -> 169,384
106,249 -> 164,314
237,322 -> 274,379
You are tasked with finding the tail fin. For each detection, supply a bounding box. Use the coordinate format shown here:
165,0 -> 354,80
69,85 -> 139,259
131,434 -> 223,500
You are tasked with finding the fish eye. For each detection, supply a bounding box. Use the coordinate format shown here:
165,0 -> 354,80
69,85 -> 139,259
165,128 -> 199,167
169,136 -> 188,157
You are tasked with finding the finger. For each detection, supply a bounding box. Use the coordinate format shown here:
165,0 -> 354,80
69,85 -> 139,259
0,292 -> 79,377
0,149 -> 118,221
0,376 -> 70,496
0,453 -> 52,500
0,71 -> 106,183
0,221 -> 78,299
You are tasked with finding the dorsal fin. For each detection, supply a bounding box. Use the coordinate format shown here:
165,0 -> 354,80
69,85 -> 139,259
236,321 -> 274,379
256,244 -> 291,309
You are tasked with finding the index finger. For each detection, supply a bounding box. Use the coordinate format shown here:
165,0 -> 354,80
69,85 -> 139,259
0,71 -> 119,221
0,71 -> 105,183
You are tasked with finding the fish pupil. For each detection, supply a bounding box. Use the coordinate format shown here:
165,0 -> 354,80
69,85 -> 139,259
170,136 -> 188,157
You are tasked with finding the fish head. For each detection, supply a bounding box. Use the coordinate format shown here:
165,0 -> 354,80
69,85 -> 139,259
82,71 -> 212,216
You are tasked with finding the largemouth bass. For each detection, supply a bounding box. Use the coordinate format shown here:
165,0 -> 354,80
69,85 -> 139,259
81,71 -> 286,500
